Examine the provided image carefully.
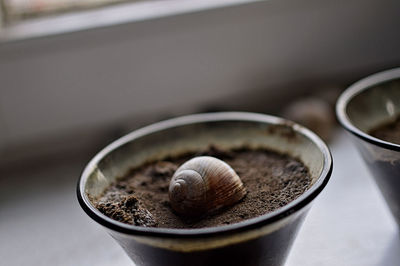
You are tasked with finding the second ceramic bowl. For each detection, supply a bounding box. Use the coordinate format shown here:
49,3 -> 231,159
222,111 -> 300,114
336,68 -> 400,227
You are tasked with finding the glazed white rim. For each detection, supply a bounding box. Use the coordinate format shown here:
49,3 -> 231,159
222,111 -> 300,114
77,112 -> 333,237
336,68 -> 400,152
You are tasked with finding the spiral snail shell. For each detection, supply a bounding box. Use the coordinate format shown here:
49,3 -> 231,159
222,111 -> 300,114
168,156 -> 246,217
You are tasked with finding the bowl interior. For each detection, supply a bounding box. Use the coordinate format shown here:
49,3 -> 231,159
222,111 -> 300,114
345,78 -> 400,133
84,115 -> 327,204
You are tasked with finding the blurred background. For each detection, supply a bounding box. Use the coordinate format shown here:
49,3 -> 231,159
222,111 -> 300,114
1,0 -> 400,265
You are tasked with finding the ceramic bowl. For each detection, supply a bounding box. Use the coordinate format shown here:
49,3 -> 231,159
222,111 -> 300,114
336,68 -> 400,226
77,112 -> 332,266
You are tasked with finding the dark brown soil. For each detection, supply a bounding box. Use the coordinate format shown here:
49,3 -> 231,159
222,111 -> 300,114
93,146 -> 312,229
369,116 -> 400,145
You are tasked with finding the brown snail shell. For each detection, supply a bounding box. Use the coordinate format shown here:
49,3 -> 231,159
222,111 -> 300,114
168,156 -> 246,217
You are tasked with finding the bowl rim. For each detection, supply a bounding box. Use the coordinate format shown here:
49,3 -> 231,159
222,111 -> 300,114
77,112 -> 332,238
336,67 -> 400,152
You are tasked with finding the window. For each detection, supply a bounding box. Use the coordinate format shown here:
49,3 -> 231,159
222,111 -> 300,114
0,0 -> 140,24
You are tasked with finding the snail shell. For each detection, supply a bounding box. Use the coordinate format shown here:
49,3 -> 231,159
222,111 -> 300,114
168,156 -> 246,217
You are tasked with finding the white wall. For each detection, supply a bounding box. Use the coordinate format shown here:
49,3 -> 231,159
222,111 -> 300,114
1,0 -> 400,163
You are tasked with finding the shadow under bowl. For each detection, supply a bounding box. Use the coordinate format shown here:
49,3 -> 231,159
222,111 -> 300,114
77,112 -> 332,266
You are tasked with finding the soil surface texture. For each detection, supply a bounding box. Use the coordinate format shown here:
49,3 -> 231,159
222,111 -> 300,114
93,146 -> 312,228
370,116 -> 400,145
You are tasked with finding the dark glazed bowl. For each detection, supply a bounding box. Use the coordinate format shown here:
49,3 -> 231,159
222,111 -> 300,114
336,68 -> 400,227
77,112 -> 332,266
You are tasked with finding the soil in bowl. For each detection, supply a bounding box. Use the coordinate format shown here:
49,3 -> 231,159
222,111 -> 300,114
92,146 -> 312,229
369,115 -> 400,145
